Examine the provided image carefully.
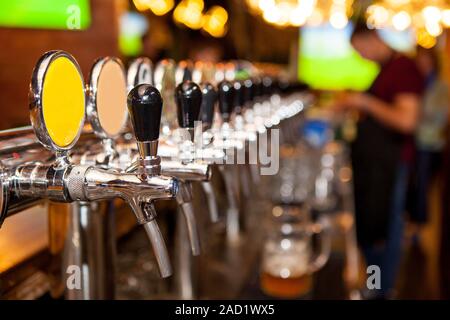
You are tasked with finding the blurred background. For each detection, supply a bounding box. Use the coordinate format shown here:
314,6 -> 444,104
1,0 -> 448,130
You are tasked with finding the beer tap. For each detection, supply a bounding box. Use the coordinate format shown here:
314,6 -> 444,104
63,56 -> 129,299
197,82 -> 226,160
124,83 -> 179,277
260,76 -> 280,128
216,81 -> 236,147
0,51 -> 178,281
249,76 -> 268,135
153,60 -> 219,225
198,82 -> 220,223
175,60 -> 194,86
215,81 -> 243,242
242,78 -> 262,185
231,80 -> 252,199
127,57 -> 154,90
153,59 -> 177,139
199,82 -> 217,142
242,78 -> 256,132
128,59 -> 216,254
167,80 -> 205,257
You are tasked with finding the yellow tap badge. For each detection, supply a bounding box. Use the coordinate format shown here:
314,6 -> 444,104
41,56 -> 85,148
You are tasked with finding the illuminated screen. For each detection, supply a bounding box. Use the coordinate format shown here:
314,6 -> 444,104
0,0 -> 91,30
119,12 -> 148,56
298,23 -> 379,91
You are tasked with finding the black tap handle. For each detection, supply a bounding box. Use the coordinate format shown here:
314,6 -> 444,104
243,78 -> 254,104
253,77 -> 263,99
218,81 -> 235,122
200,82 -> 217,127
127,84 -> 163,142
233,81 -> 245,114
175,80 -> 202,129
277,78 -> 290,94
175,60 -> 193,85
271,78 -> 280,94
262,76 -> 274,96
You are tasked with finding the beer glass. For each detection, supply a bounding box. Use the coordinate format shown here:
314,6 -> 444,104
260,205 -> 331,298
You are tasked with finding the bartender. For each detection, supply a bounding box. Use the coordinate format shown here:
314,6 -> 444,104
334,22 -> 424,299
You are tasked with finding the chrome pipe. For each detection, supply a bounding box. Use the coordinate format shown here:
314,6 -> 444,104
200,181 -> 219,223
219,165 -> 240,243
64,201 -> 107,300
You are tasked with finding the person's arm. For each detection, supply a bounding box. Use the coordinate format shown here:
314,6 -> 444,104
364,93 -> 420,134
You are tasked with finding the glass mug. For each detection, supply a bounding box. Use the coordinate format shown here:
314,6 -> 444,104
310,142 -> 345,213
260,205 -> 331,298
272,145 -> 316,205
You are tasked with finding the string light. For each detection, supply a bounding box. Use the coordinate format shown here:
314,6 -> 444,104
132,0 -> 174,16
392,10 -> 411,31
246,0 -> 261,14
425,20 -> 443,37
330,11 -> 348,29
149,0 -> 174,16
422,5 -> 441,23
366,4 -> 390,29
263,6 -> 281,24
307,8 -> 324,26
365,1 -> 450,48
132,0 -> 151,12
329,0 -> 349,29
203,6 -> 228,37
417,28 -> 437,48
275,2 -> 293,27
442,9 -> 450,27
248,0 -> 352,29
173,0 -> 204,30
172,0 -> 228,37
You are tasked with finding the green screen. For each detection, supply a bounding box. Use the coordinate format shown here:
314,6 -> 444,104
0,0 -> 91,30
299,24 -> 379,91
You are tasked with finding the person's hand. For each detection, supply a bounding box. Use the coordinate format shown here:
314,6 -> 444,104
333,91 -> 371,113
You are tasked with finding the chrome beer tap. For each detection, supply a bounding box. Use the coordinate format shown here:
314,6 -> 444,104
0,52 -> 178,285
197,83 -> 221,223
63,56 -> 130,300
231,80 -> 253,199
171,80 -> 207,299
214,81 -> 243,242
123,84 -> 180,278
241,78 -> 262,185
127,57 -> 154,90
168,80 -> 207,257
128,59 -> 216,256
154,60 -> 219,225
153,59 -> 177,140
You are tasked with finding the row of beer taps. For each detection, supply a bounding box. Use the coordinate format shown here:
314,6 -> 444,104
0,50 -> 311,299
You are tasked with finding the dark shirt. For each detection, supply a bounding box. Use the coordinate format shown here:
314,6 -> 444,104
369,54 -> 424,103
368,54 -> 424,163
352,54 -> 424,246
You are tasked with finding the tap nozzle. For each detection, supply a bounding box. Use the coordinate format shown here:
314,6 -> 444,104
173,80 -> 205,256
199,82 -> 217,131
218,81 -> 235,123
233,81 -> 245,115
243,78 -> 254,107
126,84 -> 176,276
175,80 -> 202,142
175,80 -> 202,163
